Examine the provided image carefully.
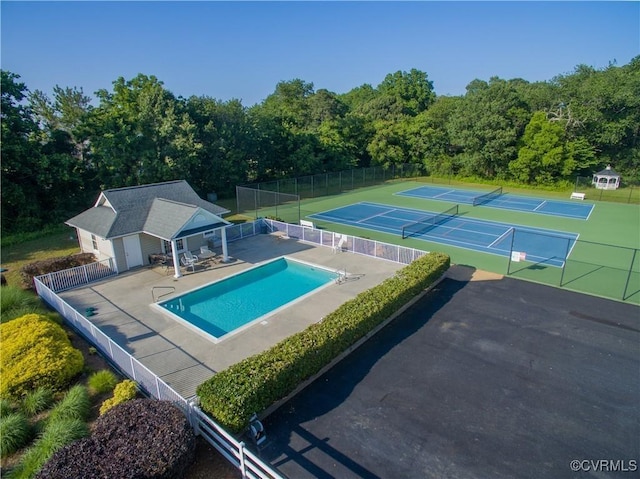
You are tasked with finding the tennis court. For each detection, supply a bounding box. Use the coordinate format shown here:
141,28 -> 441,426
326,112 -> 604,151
309,202 -> 579,267
396,185 -> 594,220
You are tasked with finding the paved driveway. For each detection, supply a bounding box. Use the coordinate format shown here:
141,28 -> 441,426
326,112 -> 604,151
258,270 -> 640,479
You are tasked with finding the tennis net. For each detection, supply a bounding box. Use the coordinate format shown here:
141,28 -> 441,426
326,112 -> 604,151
472,187 -> 503,206
401,205 -> 459,239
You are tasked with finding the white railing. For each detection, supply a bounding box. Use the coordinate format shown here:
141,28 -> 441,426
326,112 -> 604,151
264,219 -> 427,264
34,276 -> 284,479
37,258 -> 117,293
191,406 -> 284,479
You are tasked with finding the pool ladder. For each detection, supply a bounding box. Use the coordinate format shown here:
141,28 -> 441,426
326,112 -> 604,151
152,286 -> 175,302
335,268 -> 347,284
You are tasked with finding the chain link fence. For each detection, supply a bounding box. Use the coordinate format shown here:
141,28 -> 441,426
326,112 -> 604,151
574,176 -> 639,203
236,164 -> 425,222
507,228 -> 639,303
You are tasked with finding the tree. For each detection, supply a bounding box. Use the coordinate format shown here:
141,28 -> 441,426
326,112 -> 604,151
86,74 -> 200,188
0,71 -> 44,233
448,77 -> 530,179
377,68 -> 436,116
509,111 -> 596,184
185,96 -> 255,196
29,86 -> 96,218
260,79 -> 315,131
550,58 -> 640,180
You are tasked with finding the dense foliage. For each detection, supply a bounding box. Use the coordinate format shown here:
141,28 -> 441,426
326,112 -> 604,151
35,399 -> 196,479
0,285 -> 50,324
99,379 -> 138,415
197,251 -> 450,432
2,59 -> 639,235
0,314 -> 84,400
8,418 -> 89,479
19,252 -> 96,290
87,369 -> 119,395
0,412 -> 32,457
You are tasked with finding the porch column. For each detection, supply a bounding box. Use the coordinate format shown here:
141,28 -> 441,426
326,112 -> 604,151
171,240 -> 182,278
221,227 -> 230,262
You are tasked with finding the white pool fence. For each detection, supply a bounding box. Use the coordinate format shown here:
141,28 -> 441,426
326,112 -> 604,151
34,218 -> 427,478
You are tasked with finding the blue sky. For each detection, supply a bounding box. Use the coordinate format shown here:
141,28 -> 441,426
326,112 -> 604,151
2,2 -> 638,106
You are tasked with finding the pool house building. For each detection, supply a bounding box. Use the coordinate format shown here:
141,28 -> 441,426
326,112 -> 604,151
65,180 -> 231,278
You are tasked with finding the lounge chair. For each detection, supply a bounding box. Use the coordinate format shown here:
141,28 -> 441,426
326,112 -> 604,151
184,250 -> 199,262
180,254 -> 197,272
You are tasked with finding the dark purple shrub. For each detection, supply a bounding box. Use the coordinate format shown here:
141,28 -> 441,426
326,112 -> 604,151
36,399 -> 196,479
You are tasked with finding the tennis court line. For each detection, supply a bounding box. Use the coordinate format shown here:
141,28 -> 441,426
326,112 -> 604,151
358,207 -> 398,224
584,208 -> 595,221
533,200 -> 547,211
433,189 -> 459,199
396,185 -> 593,220
311,201 -> 579,267
566,233 -> 580,259
439,221 -> 466,238
488,227 -> 514,249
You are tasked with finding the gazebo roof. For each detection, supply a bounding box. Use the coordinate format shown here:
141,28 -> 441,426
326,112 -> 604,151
594,165 -> 620,177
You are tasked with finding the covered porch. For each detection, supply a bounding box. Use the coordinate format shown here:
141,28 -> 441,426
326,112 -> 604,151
134,199 -> 232,278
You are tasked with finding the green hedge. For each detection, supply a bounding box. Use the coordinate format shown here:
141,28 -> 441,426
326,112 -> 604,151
197,252 -> 450,432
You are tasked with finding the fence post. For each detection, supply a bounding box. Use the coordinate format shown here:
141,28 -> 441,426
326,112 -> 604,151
506,228 -> 516,275
239,442 -> 247,478
188,400 -> 201,434
130,356 -> 137,380
558,238 -> 572,287
623,248 -> 638,300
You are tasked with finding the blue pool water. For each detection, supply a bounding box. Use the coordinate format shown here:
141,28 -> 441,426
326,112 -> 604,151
159,257 -> 337,341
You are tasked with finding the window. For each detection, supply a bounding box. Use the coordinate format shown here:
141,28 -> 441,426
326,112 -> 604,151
163,239 -> 184,254
91,234 -> 98,250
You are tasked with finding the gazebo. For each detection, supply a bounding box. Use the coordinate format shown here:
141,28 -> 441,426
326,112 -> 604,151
592,165 -> 621,190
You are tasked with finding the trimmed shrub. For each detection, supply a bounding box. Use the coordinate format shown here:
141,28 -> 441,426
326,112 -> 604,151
8,419 -> 88,479
0,314 -> 84,400
36,399 -> 196,479
197,251 -> 450,432
47,385 -> 91,424
20,388 -> 54,417
87,369 -> 118,395
99,379 -> 138,415
19,252 -> 96,290
0,412 -> 32,457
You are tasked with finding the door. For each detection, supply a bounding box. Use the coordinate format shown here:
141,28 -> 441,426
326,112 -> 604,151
122,235 -> 144,269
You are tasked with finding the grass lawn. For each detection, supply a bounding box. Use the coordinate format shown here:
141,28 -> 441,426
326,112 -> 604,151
1,229 -> 80,288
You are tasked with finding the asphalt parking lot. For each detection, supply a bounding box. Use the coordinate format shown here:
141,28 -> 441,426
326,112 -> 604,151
257,272 -> 639,479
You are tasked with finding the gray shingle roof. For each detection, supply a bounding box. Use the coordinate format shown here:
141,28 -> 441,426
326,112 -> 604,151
595,165 -> 620,177
66,180 -> 230,239
65,206 -> 116,238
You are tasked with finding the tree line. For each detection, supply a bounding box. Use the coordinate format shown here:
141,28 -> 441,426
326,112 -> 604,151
2,57 -> 638,234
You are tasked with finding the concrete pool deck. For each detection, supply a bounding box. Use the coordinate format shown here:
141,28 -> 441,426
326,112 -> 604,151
59,234 -> 404,399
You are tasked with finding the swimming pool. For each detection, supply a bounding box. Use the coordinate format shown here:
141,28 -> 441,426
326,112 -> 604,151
157,257 -> 338,342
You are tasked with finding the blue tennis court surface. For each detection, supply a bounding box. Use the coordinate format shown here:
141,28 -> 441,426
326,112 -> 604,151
396,185 -> 594,220
309,202 -> 579,267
